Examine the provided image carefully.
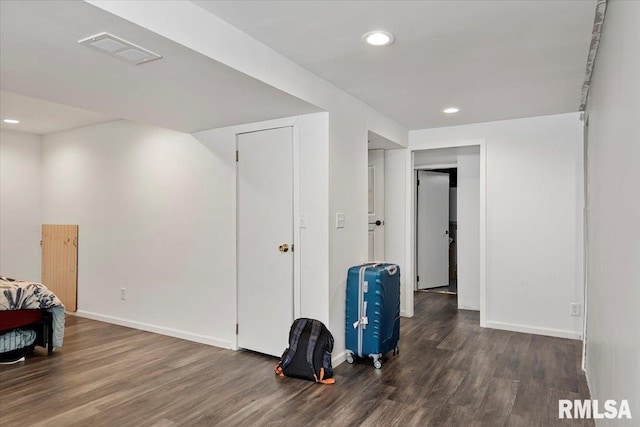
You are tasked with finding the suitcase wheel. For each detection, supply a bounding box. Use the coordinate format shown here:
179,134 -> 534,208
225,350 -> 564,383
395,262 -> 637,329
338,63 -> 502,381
346,354 -> 355,364
373,359 -> 382,369
394,346 -> 399,356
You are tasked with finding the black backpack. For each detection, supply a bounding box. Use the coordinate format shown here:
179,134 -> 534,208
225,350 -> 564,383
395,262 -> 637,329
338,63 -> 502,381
274,318 -> 335,384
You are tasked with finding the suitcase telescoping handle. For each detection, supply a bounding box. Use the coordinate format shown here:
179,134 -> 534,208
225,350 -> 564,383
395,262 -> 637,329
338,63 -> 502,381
365,262 -> 398,276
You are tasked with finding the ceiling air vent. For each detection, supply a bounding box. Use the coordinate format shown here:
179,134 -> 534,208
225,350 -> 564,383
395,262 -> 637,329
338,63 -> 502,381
78,32 -> 162,65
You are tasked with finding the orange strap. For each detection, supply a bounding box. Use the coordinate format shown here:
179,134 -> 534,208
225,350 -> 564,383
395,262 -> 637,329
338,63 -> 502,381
275,364 -> 335,384
274,364 -> 284,377
318,368 -> 335,385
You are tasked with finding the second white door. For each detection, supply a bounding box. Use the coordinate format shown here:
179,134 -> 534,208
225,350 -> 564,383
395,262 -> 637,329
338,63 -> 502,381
417,171 -> 450,289
237,127 -> 294,357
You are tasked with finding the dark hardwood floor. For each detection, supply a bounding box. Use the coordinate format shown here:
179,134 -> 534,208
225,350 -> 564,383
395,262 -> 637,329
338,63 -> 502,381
0,292 -> 593,426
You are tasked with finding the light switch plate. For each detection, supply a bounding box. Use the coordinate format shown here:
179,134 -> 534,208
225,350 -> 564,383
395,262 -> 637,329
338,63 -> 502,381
336,212 -> 345,228
300,212 -> 307,228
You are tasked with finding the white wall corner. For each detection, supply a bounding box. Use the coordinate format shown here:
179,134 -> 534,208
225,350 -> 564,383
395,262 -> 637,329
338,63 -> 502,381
332,349 -> 347,367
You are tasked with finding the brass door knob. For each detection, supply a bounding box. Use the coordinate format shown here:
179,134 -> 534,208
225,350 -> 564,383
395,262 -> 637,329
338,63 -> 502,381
278,243 -> 289,253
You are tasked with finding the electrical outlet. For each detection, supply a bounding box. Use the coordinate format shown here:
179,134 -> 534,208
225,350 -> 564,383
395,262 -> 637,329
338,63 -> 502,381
570,302 -> 580,316
120,288 -> 126,301
336,212 -> 345,229
300,212 -> 307,229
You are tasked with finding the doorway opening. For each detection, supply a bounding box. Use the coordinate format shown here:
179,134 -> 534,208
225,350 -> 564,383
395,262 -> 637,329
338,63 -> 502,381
367,130 -> 406,263
407,144 -> 484,323
416,168 -> 458,295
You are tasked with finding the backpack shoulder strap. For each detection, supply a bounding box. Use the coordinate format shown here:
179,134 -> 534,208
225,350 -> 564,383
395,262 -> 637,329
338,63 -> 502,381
276,318 -> 308,373
322,328 -> 334,377
306,320 -> 323,382
317,325 -> 335,385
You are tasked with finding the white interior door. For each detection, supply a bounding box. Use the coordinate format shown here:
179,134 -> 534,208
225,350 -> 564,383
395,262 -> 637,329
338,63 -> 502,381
237,127 -> 293,357
417,171 -> 449,289
368,149 -> 385,261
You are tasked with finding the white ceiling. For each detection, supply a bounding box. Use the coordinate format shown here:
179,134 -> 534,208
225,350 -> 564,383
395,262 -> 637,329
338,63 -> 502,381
0,1 -> 597,135
194,0 -> 596,129
0,91 -> 116,135
0,1 -> 319,134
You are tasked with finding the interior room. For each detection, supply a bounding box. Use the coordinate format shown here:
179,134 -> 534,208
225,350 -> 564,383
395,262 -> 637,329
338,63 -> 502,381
1,1 -> 638,426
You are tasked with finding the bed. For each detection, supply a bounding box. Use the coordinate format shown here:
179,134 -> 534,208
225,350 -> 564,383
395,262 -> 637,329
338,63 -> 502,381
0,277 -> 65,362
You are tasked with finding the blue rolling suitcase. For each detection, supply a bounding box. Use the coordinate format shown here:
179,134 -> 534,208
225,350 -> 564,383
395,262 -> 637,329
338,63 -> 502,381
345,263 -> 400,369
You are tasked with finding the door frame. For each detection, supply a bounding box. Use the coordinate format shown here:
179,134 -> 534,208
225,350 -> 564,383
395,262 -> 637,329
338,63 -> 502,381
415,166 -> 455,291
232,117 -> 302,351
404,139 -> 487,327
368,148 -> 385,262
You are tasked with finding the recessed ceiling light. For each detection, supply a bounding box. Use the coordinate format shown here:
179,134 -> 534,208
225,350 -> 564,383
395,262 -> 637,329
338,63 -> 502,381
443,107 -> 460,114
362,31 -> 395,47
3,119 -> 20,124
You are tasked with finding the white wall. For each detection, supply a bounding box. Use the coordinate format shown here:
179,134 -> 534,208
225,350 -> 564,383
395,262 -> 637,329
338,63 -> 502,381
406,113 -> 584,339
384,149 -> 407,313
584,1 -> 640,423
457,152 -> 480,310
42,115 -> 329,350
327,105 -> 369,361
0,129 -> 42,281
296,115 -> 330,322
42,120 -> 236,347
